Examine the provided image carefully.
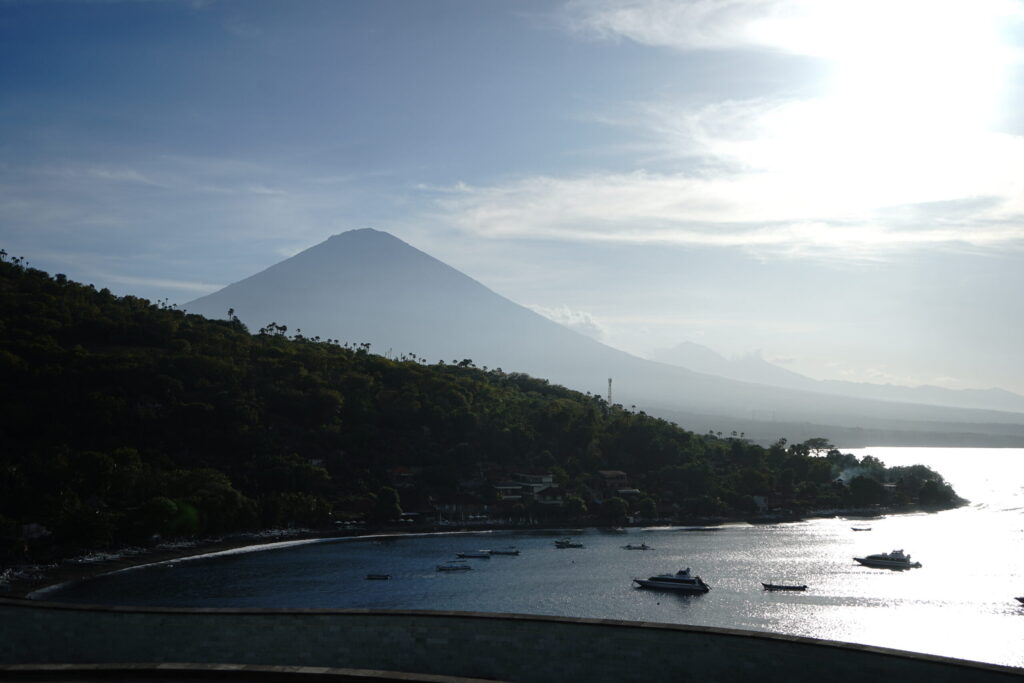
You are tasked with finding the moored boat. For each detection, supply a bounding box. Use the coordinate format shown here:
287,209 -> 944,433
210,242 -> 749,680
762,582 -> 807,591
633,567 -> 710,593
365,573 -> 391,580
436,561 -> 472,572
623,543 -> 651,550
486,546 -> 520,556
455,552 -> 490,559
554,538 -> 584,548
854,549 -> 921,569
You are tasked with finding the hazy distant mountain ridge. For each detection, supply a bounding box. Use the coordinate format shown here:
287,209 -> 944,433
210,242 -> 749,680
653,341 -> 1024,414
186,229 -> 1024,446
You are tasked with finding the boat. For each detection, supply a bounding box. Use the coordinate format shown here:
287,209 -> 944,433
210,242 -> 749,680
850,526 -> 872,531
623,543 -> 651,550
365,573 -> 391,580
436,561 -> 472,572
632,567 -> 710,593
554,538 -> 584,548
486,547 -> 520,556
455,552 -> 490,559
853,549 -> 922,569
762,582 -> 807,591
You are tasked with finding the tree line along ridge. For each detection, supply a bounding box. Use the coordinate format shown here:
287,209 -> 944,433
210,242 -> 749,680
0,253 -> 963,562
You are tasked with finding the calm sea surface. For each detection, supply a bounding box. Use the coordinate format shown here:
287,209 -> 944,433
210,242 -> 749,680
40,447 -> 1024,668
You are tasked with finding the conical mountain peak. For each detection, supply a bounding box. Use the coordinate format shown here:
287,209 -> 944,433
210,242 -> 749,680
186,230 -> 578,364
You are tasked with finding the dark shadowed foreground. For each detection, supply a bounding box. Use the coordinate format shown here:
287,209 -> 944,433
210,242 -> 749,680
1,598 -> 1022,683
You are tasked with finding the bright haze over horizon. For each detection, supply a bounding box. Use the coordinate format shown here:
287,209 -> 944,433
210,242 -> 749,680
4,0 -> 1024,396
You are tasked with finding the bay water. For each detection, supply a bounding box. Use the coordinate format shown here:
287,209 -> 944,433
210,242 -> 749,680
40,447 -> 1024,668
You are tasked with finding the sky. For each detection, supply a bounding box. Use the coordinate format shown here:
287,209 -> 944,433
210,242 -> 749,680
3,0 -> 1024,395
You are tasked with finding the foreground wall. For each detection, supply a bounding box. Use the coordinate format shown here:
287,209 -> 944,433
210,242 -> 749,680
0,598 -> 1020,682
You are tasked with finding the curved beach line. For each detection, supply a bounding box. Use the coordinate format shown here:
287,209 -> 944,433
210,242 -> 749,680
25,528 -> 522,599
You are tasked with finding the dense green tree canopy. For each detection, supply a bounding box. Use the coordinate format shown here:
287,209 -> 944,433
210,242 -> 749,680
0,255 -> 964,562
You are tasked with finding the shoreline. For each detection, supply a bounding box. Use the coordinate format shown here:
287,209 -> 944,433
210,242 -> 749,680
1,503 -> 959,600
1,525 -> 557,599
0,529 -> 352,600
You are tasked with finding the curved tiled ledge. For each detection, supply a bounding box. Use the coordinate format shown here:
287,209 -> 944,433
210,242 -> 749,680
1,598 -> 1021,682
0,662 -> 501,682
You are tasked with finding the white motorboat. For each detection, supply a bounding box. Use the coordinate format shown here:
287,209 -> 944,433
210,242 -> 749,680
854,549 -> 922,569
633,567 -> 710,593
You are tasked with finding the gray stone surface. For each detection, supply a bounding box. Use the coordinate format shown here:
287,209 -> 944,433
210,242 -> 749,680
1,599 -> 1021,682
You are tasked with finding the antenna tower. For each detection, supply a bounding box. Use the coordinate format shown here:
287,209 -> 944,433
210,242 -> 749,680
607,378 -> 612,405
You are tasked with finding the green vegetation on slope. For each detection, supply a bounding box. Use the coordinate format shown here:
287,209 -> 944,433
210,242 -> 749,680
0,254 -> 962,562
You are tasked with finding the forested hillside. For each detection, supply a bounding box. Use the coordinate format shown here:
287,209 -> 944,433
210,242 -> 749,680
0,254 -> 962,562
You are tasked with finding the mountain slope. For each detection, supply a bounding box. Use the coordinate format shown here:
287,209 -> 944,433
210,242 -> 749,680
186,230 -> 1024,446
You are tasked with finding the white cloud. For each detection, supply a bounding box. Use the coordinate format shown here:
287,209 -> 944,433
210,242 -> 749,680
567,0 -> 1024,60
527,304 -> 608,340
434,164 -> 1024,258
565,0 -> 785,52
430,0 -> 1024,259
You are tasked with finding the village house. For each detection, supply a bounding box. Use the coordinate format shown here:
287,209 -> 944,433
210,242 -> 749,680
492,482 -> 524,502
534,486 -> 565,506
512,472 -> 555,494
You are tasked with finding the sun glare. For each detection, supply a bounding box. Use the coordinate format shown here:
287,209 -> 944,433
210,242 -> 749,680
826,2 -> 1008,134
743,0 -> 1021,217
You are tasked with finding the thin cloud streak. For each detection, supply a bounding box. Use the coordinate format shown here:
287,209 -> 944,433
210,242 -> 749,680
434,170 -> 1024,258
102,273 -> 224,294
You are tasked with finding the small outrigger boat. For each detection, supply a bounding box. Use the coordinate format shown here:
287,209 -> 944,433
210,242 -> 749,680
436,561 -> 472,572
365,573 -> 391,580
762,582 -> 807,591
623,543 -> 651,550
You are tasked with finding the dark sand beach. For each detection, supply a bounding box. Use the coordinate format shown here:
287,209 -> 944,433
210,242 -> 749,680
0,529 -> 349,599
